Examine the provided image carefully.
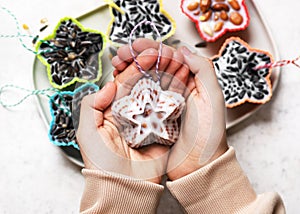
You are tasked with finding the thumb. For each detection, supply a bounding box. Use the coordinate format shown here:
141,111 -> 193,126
179,46 -> 221,94
83,82 -> 117,111
179,46 -> 227,165
78,82 -> 116,130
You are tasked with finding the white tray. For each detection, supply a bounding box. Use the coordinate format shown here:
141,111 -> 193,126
33,0 -> 280,168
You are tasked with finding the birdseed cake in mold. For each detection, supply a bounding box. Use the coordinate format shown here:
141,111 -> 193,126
112,78 -> 185,148
49,83 -> 99,149
108,0 -> 176,45
212,37 -> 273,108
181,0 -> 250,42
36,17 -> 106,89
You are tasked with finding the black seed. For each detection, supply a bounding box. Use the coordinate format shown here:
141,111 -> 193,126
50,124 -> 57,135
238,59 -> 242,69
222,48 -> 227,56
225,95 -> 231,101
230,98 -> 238,104
67,130 -> 76,140
248,53 -> 256,61
214,63 -> 220,71
231,91 -> 238,98
32,35 -> 39,44
260,89 -> 268,95
247,91 -> 252,97
40,25 -> 48,32
238,90 -> 246,99
51,101 -> 58,111
236,78 -> 243,86
53,127 -> 64,135
56,132 -> 67,139
221,73 -> 228,79
253,92 -> 264,100
262,56 -> 270,62
52,75 -> 62,85
237,47 -> 247,53
195,41 -> 207,48
231,58 -> 237,64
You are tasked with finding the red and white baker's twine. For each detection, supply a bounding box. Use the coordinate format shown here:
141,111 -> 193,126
128,20 -> 162,81
255,56 -> 300,70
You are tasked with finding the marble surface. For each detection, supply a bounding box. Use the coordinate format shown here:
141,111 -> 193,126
0,0 -> 300,213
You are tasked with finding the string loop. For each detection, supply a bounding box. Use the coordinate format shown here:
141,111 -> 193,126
128,20 -> 163,81
0,84 -> 71,115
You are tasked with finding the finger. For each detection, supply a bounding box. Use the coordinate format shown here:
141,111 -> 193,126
113,69 -> 119,77
183,74 -> 196,99
160,50 -> 184,90
168,64 -> 189,95
134,38 -> 174,71
116,44 -> 134,63
133,38 -> 175,52
84,82 -> 117,111
112,55 -> 129,71
179,46 -> 221,94
115,48 -> 159,97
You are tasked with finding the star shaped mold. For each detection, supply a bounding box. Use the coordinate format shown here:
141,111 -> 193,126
36,17 -> 106,89
108,0 -> 176,45
212,37 -> 273,108
49,83 -> 99,149
112,78 -> 185,148
181,0 -> 250,42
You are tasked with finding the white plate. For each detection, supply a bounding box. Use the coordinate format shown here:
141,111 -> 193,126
33,0 -> 280,167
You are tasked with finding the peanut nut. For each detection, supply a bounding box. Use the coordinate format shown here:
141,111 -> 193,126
203,23 -> 214,36
200,0 -> 212,13
220,10 -> 228,20
230,11 -> 243,25
228,0 -> 240,10
187,2 -> 199,11
200,10 -> 212,21
212,3 -> 230,11
214,21 -> 224,32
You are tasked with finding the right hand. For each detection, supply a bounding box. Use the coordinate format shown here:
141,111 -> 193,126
167,46 -> 228,180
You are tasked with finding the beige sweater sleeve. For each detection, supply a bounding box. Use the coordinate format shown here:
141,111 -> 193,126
166,147 -> 285,214
80,169 -> 164,213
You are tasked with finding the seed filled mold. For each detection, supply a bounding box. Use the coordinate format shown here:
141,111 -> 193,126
212,37 -> 273,108
36,17 -> 106,89
108,0 -> 176,46
112,78 -> 185,148
49,83 -> 99,149
181,0 -> 250,42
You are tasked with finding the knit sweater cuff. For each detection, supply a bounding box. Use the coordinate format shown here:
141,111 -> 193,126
166,146 -> 257,213
80,169 -> 164,214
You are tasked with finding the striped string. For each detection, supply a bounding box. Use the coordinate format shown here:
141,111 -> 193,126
128,20 -> 162,81
254,56 -> 300,70
0,84 -> 71,115
0,6 -> 57,55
